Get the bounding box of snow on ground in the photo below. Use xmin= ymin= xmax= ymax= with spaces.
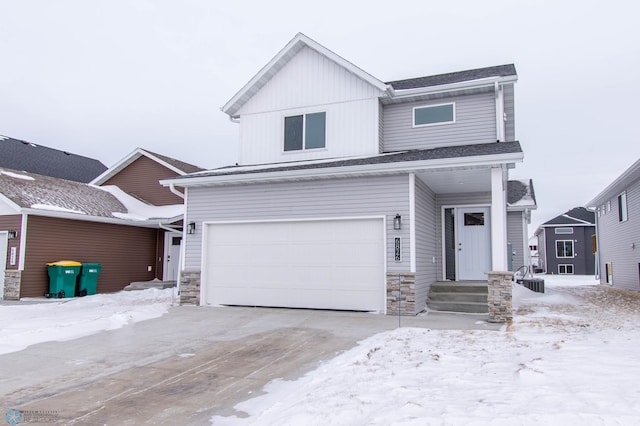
xmin=0 ymin=288 xmax=173 ymax=355
xmin=212 ymin=276 xmax=640 ymax=426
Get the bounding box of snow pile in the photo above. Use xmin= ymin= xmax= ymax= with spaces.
xmin=97 ymin=185 xmax=183 ymax=220
xmin=1 ymin=170 xmax=35 ymax=180
xmin=212 ymin=276 xmax=640 ymax=425
xmin=0 ymin=288 xmax=173 ymax=355
xmin=30 ymin=203 xmax=87 ymax=214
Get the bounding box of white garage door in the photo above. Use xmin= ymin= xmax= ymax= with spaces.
xmin=203 ymin=218 xmax=385 ymax=312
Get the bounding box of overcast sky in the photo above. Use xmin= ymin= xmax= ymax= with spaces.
xmin=1 ymin=0 xmax=638 ymax=232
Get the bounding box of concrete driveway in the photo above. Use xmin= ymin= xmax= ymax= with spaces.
xmin=0 ymin=305 xmax=500 ymax=425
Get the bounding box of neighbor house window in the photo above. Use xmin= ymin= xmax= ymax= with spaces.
xmin=556 ymin=240 xmax=574 ymax=258
xmin=413 ymin=103 xmax=455 ymax=127
xmin=558 ymin=264 xmax=574 ymax=274
xmin=555 ymin=227 xmax=574 ymax=235
xmin=618 ymin=192 xmax=628 ymax=222
xmin=284 ymin=112 xmax=326 ymax=151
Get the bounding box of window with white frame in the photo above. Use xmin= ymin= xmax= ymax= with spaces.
xmin=618 ymin=192 xmax=628 ymax=222
xmin=413 ymin=103 xmax=455 ymax=127
xmin=607 ymin=201 xmax=611 ymax=212
xmin=558 ymin=264 xmax=574 ymax=274
xmin=555 ymin=227 xmax=574 ymax=235
xmin=556 ymin=240 xmax=574 ymax=258
xmin=284 ymin=112 xmax=326 ymax=151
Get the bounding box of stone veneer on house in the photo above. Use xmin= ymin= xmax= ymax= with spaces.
xmin=179 ymin=270 xmax=201 ymax=305
xmin=487 ymin=271 xmax=513 ymax=322
xmin=3 ymin=270 xmax=21 ymax=300
xmin=386 ymin=272 xmax=416 ymax=315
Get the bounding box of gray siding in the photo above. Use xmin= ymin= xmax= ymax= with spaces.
xmin=596 ymin=178 xmax=640 ymax=290
xmin=185 ymin=175 xmax=411 ymax=272
xmin=378 ymin=101 xmax=384 ymax=154
xmin=414 ymin=177 xmax=437 ymax=312
xmin=435 ymin=192 xmax=492 ymax=280
xmin=382 ymin=92 xmax=496 ymax=152
xmin=507 ymin=211 xmax=525 ymax=271
xmin=504 ymin=83 xmax=516 ymax=141
xmin=537 ymin=230 xmax=547 ymax=272
xmin=543 ymin=225 xmax=596 ymax=275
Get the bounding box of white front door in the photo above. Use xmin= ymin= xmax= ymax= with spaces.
xmin=164 ymin=233 xmax=182 ymax=281
xmin=457 ymin=207 xmax=491 ymax=280
xmin=0 ymin=232 xmax=7 ymax=299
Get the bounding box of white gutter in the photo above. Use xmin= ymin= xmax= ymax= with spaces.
xmin=162 ymin=151 xmax=524 ymax=188
xmin=495 ymin=82 xmax=505 ymax=142
xmin=169 ymin=183 xmax=185 ymax=200
xmin=18 ymin=213 xmax=28 ymax=270
xmin=20 ymin=208 xmax=166 ymax=228
xmin=387 ymin=75 xmax=518 ymax=101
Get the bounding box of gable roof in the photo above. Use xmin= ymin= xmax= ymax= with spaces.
xmin=387 ymin=64 xmax=517 ymax=91
xmin=163 ymin=141 xmax=523 ymax=187
xmin=0 ymin=168 xmax=183 ymax=226
xmin=507 ymin=179 xmax=537 ymax=209
xmin=542 ymin=207 xmax=595 ymax=226
xmin=91 ymin=147 xmax=205 ymax=185
xmin=587 ymin=158 xmax=640 ymax=207
xmin=222 ymin=33 xmax=391 ymax=117
xmin=0 ymin=135 xmax=107 ymax=183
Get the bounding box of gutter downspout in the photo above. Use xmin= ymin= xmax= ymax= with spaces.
xmin=169 ymin=183 xmax=185 ymax=200
xmin=495 ymin=81 xmax=505 ymax=142
xmin=587 ymin=207 xmax=600 ymax=281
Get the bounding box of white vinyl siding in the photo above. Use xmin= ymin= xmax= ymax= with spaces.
xmin=383 ymin=92 xmax=496 ymax=152
xmin=237 ymin=46 xmax=383 ymax=164
xmin=185 ymin=175 xmax=411 ymax=273
xmin=414 ymin=178 xmax=437 ymax=312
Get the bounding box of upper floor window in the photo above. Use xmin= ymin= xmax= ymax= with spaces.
xmin=556 ymin=240 xmax=574 ymax=258
xmin=284 ymin=112 xmax=326 ymax=152
xmin=618 ymin=192 xmax=628 ymax=222
xmin=413 ymin=103 xmax=455 ymax=127
xmin=555 ymin=227 xmax=574 ymax=235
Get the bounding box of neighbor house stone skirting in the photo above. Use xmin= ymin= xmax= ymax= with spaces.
xmin=3 ymin=270 xmax=22 ymax=300
xmin=386 ymin=272 xmax=416 ymax=316
xmin=487 ymin=271 xmax=513 ymax=323
xmin=179 ymin=270 xmax=201 ymax=305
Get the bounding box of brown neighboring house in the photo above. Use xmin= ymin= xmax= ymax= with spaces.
xmin=0 ymin=148 xmax=204 ymax=299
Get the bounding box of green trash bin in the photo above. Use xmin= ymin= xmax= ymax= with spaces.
xmin=46 ymin=260 xmax=82 ymax=298
xmin=77 ymin=263 xmax=102 ymax=296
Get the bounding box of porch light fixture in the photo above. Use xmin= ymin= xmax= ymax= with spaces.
xmin=187 ymin=221 xmax=196 ymax=235
xmin=7 ymin=230 xmax=18 ymax=239
xmin=393 ymin=214 xmax=402 ymax=230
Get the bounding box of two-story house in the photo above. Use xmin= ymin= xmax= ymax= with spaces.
xmin=588 ymin=159 xmax=640 ymax=290
xmin=163 ymin=33 xmax=536 ymax=315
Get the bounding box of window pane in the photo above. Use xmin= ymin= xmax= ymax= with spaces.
xmin=414 ymin=104 xmax=454 ymax=126
xmin=555 ymin=227 xmax=573 ymax=234
xmin=305 ymin=112 xmax=326 ymax=149
xmin=565 ymin=242 xmax=573 ymax=257
xmin=464 ymin=212 xmax=484 ymax=226
xmin=284 ymin=115 xmax=303 ymax=151
xmin=619 ymin=192 xmax=628 ymax=222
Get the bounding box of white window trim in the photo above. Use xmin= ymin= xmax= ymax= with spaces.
xmin=556 ymin=239 xmax=574 ymax=258
xmin=412 ymin=102 xmax=456 ymax=128
xmin=558 ymin=264 xmax=574 ymax=275
xmin=282 ymin=111 xmax=327 ymax=153
xmin=618 ymin=192 xmax=628 ymax=222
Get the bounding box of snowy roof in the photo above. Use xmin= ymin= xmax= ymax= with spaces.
xmin=507 ymin=179 xmax=537 ymax=209
xmin=0 ymin=168 xmax=182 ymax=224
xmin=0 ymin=135 xmax=107 ymax=183
xmin=542 ymin=207 xmax=595 ymax=226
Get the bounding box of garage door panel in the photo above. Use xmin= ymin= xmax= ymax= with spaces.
xmin=204 ymin=219 xmax=384 ymax=312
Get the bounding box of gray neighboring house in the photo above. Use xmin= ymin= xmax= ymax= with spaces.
xmin=0 ymin=135 xmax=107 ymax=183
xmin=588 ymin=159 xmax=640 ymax=290
xmin=163 ymin=33 xmax=537 ymax=315
xmin=535 ymin=207 xmax=596 ymax=275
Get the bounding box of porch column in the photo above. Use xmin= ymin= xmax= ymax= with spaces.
xmin=490 ymin=167 xmax=508 ymax=271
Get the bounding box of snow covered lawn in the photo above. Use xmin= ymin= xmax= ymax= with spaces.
xmin=0 ymin=288 xmax=173 ymax=355
xmin=212 ymin=276 xmax=640 ymax=425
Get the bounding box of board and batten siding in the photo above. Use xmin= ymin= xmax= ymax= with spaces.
xmin=185 ymin=175 xmax=411 ymax=272
xmin=507 ymin=211 xmax=525 ymax=271
xmin=0 ymin=215 xmax=22 ymax=270
xmin=102 ymin=156 xmax=184 ymax=206
xmin=237 ymin=46 xmax=383 ymax=165
xmin=597 ymin=177 xmax=640 ymax=290
xmin=435 ymin=192 xmax=492 ymax=280
xmin=503 ymin=83 xmax=516 ymax=141
xmin=21 ymin=216 xmax=163 ymax=297
xmin=414 ymin=177 xmax=437 ymax=311
xmin=382 ymin=92 xmax=497 ymax=152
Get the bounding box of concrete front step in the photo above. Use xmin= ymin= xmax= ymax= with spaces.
xmin=427 ymin=281 xmax=488 ymax=313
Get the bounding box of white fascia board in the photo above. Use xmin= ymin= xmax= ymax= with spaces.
xmin=139 ymin=150 xmax=188 ymax=176
xmin=163 ymin=151 xmax=524 ymax=188
xmin=222 ymin=33 xmax=390 ymax=117
xmin=21 ymin=208 xmax=165 ymax=228
xmin=507 ymin=204 xmax=537 ymax=212
xmin=540 ymin=223 xmax=594 ymax=228
xmin=388 ymin=75 xmax=518 ymax=101
xmin=587 ymin=158 xmax=640 ymax=207
xmin=0 ymin=193 xmax=22 ymax=212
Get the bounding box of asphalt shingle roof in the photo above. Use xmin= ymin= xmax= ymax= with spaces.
xmin=386 ymin=64 xmax=517 ymax=91
xmin=0 ymin=135 xmax=107 ymax=183
xmin=543 ymin=207 xmax=595 ymax=226
xmin=507 ymin=179 xmax=537 ymax=206
xmin=143 ymin=149 xmax=205 ymax=174
xmin=185 ymin=141 xmax=522 ymax=179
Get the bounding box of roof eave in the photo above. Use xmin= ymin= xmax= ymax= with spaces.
xmin=21 ymin=208 xmax=169 ymax=228
xmin=90 ymin=148 xmax=187 ymax=186
xmin=387 ymin=75 xmax=518 ymax=101
xmin=162 ymin=151 xmax=524 ymax=188
xmin=587 ymin=158 xmax=640 ymax=207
